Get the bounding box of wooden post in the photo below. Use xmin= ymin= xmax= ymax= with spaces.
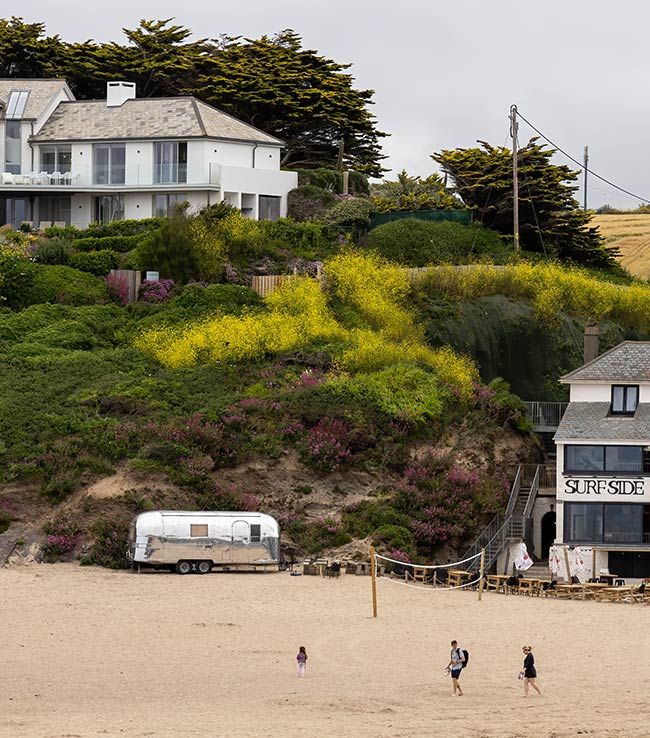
xmin=370 ymin=545 xmax=378 ymax=618
xmin=478 ymin=548 xmax=486 ymax=601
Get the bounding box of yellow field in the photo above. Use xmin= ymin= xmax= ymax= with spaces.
xmin=593 ymin=213 xmax=650 ymax=279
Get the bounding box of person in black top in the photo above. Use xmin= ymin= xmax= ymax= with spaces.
xmin=521 ymin=645 xmax=541 ymax=696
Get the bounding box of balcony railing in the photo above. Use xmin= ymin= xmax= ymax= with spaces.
xmin=524 ymin=401 xmax=568 ymax=431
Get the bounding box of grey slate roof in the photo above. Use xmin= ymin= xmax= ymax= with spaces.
xmin=32 ymin=97 xmax=283 ymax=145
xmin=554 ymin=402 xmax=650 ymax=441
xmin=0 ymin=79 xmax=69 ymax=120
xmin=561 ymin=342 xmax=650 ymax=383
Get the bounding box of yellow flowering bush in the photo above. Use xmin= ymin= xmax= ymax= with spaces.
xmin=422 ymin=263 xmax=650 ymax=330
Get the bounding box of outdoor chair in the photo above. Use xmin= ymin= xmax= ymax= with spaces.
xmin=47 ymin=171 xmax=63 ymax=185
xmin=38 ymin=221 xmax=52 ymax=230
xmin=614 ymin=579 xmax=625 ymax=586
xmin=0 ymin=172 xmax=14 ymax=184
xmin=325 ymin=562 xmax=341 ymax=578
xmin=53 ymin=221 xmax=67 ymax=228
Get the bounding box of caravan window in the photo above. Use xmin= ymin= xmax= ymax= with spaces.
xmin=190 ymin=524 xmax=208 ymax=537
xmin=250 ymin=524 xmax=261 ymax=543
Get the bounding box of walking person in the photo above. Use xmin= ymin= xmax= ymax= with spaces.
xmin=296 ymin=646 xmax=308 ymax=677
xmin=447 ymin=640 xmax=465 ymax=696
xmin=521 ymin=645 xmax=541 ymax=696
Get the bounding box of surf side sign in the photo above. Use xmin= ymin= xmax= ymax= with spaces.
xmin=558 ymin=477 xmax=648 ymax=501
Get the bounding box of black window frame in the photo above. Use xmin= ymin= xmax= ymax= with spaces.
xmin=564 ymin=501 xmax=644 ymax=544
xmin=250 ymin=524 xmax=261 ymax=543
xmin=564 ymin=444 xmax=644 ymax=475
xmin=611 ymin=384 xmax=639 ymax=416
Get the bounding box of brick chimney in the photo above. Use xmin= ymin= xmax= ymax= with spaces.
xmin=106 ymin=81 xmax=136 ymax=107
xmin=584 ymin=325 xmax=599 ymax=365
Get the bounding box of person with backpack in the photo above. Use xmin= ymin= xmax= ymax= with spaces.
xmin=446 ymin=640 xmax=467 ymax=696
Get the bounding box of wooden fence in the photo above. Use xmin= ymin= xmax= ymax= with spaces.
xmin=108 ymin=269 xmax=141 ymax=304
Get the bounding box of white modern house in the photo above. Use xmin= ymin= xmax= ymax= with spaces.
xmin=0 ymin=79 xmax=297 ymax=229
xmin=553 ymin=341 xmax=650 ymax=580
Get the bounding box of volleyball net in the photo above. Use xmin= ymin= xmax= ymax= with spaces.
xmin=373 ymin=550 xmax=484 ymax=591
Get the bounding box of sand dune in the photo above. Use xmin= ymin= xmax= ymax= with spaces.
xmin=1 ymin=564 xmax=648 ymax=738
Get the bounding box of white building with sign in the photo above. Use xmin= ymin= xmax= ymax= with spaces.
xmin=554 ymin=341 xmax=650 ymax=580
xmin=0 ymin=79 xmax=297 ymax=228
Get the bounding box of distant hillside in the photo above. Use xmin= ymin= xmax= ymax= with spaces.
xmin=593 ymin=213 xmax=650 ymax=280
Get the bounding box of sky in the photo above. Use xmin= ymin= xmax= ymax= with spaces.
xmin=13 ymin=0 xmax=650 ymax=208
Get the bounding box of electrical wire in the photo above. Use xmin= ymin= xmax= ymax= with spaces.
xmin=515 ymin=109 xmax=650 ymax=205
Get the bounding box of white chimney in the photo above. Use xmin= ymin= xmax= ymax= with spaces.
xmin=106 ymin=81 xmax=136 ymax=107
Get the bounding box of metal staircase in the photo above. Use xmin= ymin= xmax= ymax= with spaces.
xmin=463 ymin=464 xmax=542 ymax=574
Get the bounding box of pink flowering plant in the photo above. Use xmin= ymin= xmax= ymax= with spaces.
xmin=298 ymin=417 xmax=351 ymax=473
xmin=105 ymin=273 xmax=129 ymax=305
xmin=42 ymin=517 xmax=82 ymax=562
xmin=139 ymin=278 xmax=175 ymax=302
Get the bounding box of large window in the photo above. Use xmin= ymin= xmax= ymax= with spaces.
xmin=565 ymin=502 xmax=644 ymax=544
xmin=612 ymin=385 xmax=638 ymax=415
xmin=94 ymin=144 xmax=125 ymax=184
xmin=94 ymin=195 xmax=125 ymax=224
xmin=565 ymin=445 xmax=643 ymax=474
xmin=39 ymin=196 xmax=71 ymax=225
xmin=4 ymin=121 xmax=21 ymax=174
xmin=153 ymin=142 xmax=187 ymax=184
xmin=6 ymin=91 xmax=29 ymax=119
xmin=41 ymin=146 xmax=72 ymax=174
xmin=259 ymin=195 xmax=281 ymax=221
xmin=153 ymin=193 xmax=187 ymax=218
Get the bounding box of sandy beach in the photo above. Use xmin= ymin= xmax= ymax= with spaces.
xmin=1 ymin=565 xmax=648 ymax=738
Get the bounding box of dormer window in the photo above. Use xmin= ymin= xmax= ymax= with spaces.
xmin=611 ymin=385 xmax=638 ymax=415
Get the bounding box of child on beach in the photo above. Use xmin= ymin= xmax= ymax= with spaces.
xmin=296 ymin=646 xmax=308 ymax=677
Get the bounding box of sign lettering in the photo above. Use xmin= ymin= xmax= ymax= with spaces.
xmin=560 ymin=477 xmax=646 ymax=500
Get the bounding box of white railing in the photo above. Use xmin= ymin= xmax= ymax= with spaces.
xmin=524 ymin=401 xmax=568 ymax=430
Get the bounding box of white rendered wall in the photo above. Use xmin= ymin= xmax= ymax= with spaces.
xmin=255 ymin=146 xmax=281 ymax=170
xmin=124 ymin=192 xmax=153 ymax=220
xmin=70 ymin=194 xmax=92 ymax=228
xmin=569 ymin=382 xmax=650 ymax=402
xmin=125 ymin=142 xmax=153 ymax=187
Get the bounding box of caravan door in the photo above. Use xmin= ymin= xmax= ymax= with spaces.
xmin=231 ymin=520 xmax=251 ymax=563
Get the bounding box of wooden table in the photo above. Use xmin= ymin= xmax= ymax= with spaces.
xmin=554 ymin=584 xmax=588 ymax=599
xmin=447 ymin=570 xmax=472 ymax=587
xmin=486 ymin=574 xmax=509 ymax=592
xmin=594 ymin=586 xmax=633 ymax=603
xmin=518 ymin=578 xmax=543 ymax=596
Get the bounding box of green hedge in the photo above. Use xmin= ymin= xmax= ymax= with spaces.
xmin=73 ymin=233 xmax=144 ymax=253
xmin=69 ymin=250 xmax=119 ymax=276
xmin=365 ymin=218 xmax=511 ymax=266
xmin=24 ymin=264 xmax=109 ymax=306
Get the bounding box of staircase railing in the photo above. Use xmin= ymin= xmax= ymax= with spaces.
xmin=465 ymin=514 xmax=525 ymax=573
xmin=504 ymin=465 xmax=522 ymax=517
xmin=522 ymin=465 xmax=540 ymax=519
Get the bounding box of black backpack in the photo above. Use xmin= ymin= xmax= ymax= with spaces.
xmin=461 ymin=649 xmax=469 ymax=668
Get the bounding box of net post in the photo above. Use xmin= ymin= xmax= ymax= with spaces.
xmin=478 ymin=548 xmax=486 ymax=602
xmin=370 ymin=545 xmax=378 ymax=618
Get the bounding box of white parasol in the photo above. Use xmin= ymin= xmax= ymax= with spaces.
xmin=570 ymin=548 xmax=585 ymax=577
xmin=548 ymin=546 xmax=561 ymax=576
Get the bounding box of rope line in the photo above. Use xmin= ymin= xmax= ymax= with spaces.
xmin=377 ymin=573 xmax=483 ymax=591
xmin=374 ymin=550 xmax=481 ymax=569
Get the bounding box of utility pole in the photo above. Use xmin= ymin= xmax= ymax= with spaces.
xmin=510 ymin=104 xmax=520 ymax=252
xmin=583 ymin=146 xmax=589 ymax=211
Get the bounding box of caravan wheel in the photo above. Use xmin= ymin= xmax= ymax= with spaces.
xmin=176 ymin=560 xmax=192 ymax=575
xmin=197 ymin=561 xmax=213 ymax=575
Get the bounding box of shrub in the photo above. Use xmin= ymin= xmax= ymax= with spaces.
xmin=69 ymin=249 xmax=119 ymax=276
xmin=73 ymin=233 xmax=145 ymax=253
xmin=324 ymin=197 xmax=372 ymax=230
xmin=190 ymin=219 xmax=228 ymax=281
xmin=41 ymin=517 xmax=82 ymax=561
xmin=76 ymin=218 xmax=165 ymax=239
xmin=81 ymin=519 xmax=129 ymax=568
xmin=173 ymin=283 xmax=262 ymax=311
xmin=32 ymin=238 xmax=71 ymax=265
xmin=0 ymin=251 xmax=34 ymax=309
xmin=365 ymin=219 xmax=509 ymax=266
xmin=287 ymin=185 xmax=335 ymax=221
xmin=0 ymin=508 xmax=12 ymax=534
xmin=342 ymin=500 xmax=410 ymax=538
xmin=297 ymin=168 xmax=342 ymax=192
xmin=24 ymin=264 xmax=109 ymax=306
xmin=135 ymin=213 xmax=198 ymax=283
xmin=105 ymin=273 xmax=129 ymax=305
xmin=260 ymin=218 xmax=339 ymax=259
xmin=43 ymin=225 xmax=78 ymax=240
xmin=139 ymin=279 xmax=175 ymax=302
xmin=371 ymin=524 xmax=415 ymax=555
xmin=297 ymin=417 xmax=351 ymax=472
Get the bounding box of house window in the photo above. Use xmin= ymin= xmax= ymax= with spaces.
xmin=94 ymin=144 xmax=126 ymax=185
xmin=39 ymin=196 xmax=71 ymax=225
xmin=6 ymin=91 xmax=29 ymax=119
xmin=258 ymin=195 xmax=281 ymax=221
xmin=153 ymin=142 xmax=187 ymax=184
xmin=565 ymin=445 xmax=643 ymax=474
xmin=190 ymin=524 xmax=208 ymax=537
xmin=611 ymin=385 xmax=638 ymax=415
xmin=5 ymin=121 xmax=21 ymax=174
xmin=565 ymin=502 xmax=644 ymax=544
xmin=41 ymin=146 xmax=72 ymax=174
xmin=250 ymin=524 xmax=261 ymax=543
xmin=152 ymin=193 xmax=187 ymax=218
xmin=94 ymin=195 xmax=125 ymax=225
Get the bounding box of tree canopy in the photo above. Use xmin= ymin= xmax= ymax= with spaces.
xmin=370 ymin=170 xmax=461 ymax=212
xmin=0 ymin=17 xmax=386 ymax=176
xmin=432 ymin=140 xmax=617 ymax=268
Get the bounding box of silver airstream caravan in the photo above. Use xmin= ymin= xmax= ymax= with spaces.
xmin=127 ymin=511 xmax=280 ymax=574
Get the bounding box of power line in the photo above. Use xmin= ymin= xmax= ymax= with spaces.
xmin=515 ymin=109 xmax=650 ymax=205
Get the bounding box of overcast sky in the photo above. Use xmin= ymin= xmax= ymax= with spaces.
xmin=14 ymin=0 xmax=650 ymax=207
